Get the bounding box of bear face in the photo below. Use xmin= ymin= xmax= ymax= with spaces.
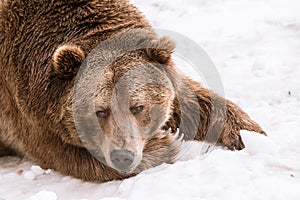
xmin=52 ymin=33 xmax=180 ymax=174
xmin=92 ymin=67 xmax=175 ymax=173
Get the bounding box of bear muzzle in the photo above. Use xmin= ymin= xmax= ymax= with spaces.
xmin=110 ymin=149 xmax=135 ymax=173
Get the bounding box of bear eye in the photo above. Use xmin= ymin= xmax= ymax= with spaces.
xmin=96 ymin=109 xmax=110 ymax=118
xmin=130 ymin=106 xmax=144 ymax=115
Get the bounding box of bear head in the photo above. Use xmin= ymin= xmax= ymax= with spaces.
xmin=51 ymin=30 xmax=183 ymax=174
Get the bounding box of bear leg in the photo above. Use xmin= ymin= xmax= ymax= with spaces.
xmin=185 ymin=78 xmax=266 ymax=150
xmin=218 ymin=99 xmax=266 ymax=150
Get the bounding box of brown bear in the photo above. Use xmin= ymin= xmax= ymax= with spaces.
xmin=0 ymin=0 xmax=266 ymax=182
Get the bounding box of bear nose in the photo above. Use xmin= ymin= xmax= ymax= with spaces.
xmin=110 ymin=149 xmax=134 ymax=172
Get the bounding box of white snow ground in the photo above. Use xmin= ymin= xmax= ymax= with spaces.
xmin=1 ymin=0 xmax=300 ymax=199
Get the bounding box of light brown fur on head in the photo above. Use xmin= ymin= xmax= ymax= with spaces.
xmin=0 ymin=0 xmax=266 ymax=182
xmin=69 ymin=43 xmax=178 ymax=173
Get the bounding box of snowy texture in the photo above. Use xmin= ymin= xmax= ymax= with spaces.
xmin=1 ymin=0 xmax=300 ymax=199
xmin=29 ymin=190 xmax=57 ymax=200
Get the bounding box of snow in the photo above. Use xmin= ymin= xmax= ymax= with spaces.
xmin=240 ymin=131 xmax=279 ymax=155
xmin=23 ymin=171 xmax=36 ymax=181
xmin=23 ymin=166 xmax=51 ymax=181
xmin=1 ymin=0 xmax=300 ymax=199
xmin=30 ymin=166 xmax=46 ymax=176
xmin=29 ymin=190 xmax=57 ymax=200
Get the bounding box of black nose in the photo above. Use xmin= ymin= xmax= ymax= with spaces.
xmin=110 ymin=149 xmax=134 ymax=171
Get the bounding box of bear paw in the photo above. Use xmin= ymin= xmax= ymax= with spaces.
xmin=220 ymin=130 xmax=245 ymax=151
xmin=134 ymin=129 xmax=184 ymax=173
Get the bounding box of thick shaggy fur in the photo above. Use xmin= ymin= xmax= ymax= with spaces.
xmin=0 ymin=0 xmax=266 ymax=182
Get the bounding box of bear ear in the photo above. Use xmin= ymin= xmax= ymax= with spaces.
xmin=52 ymin=44 xmax=85 ymax=79
xmin=146 ymin=37 xmax=176 ymax=64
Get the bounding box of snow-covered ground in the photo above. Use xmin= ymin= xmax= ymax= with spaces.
xmin=1 ymin=0 xmax=300 ymax=199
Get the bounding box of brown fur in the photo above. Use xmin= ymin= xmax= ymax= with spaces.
xmin=0 ymin=0 xmax=266 ymax=182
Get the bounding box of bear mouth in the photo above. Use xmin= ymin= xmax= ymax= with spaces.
xmin=86 ymin=128 xmax=183 ymax=175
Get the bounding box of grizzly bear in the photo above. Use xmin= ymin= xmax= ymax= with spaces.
xmin=0 ymin=0 xmax=266 ymax=182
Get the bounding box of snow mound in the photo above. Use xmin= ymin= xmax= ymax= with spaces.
xmin=23 ymin=165 xmax=52 ymax=180
xmin=28 ymin=190 xmax=57 ymax=200
xmin=241 ymin=130 xmax=279 ymax=155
